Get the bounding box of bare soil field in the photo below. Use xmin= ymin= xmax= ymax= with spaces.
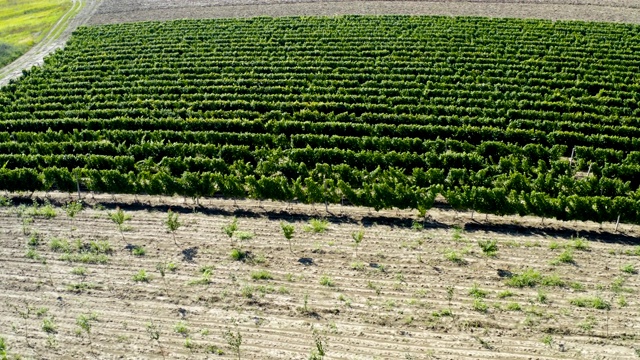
xmin=1 ymin=192 xmax=639 ymax=359
xmin=87 ymin=0 xmax=640 ymax=25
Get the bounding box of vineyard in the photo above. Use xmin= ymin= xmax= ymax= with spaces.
xmin=1 ymin=16 xmax=640 ymax=224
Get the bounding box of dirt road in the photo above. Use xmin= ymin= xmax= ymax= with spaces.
xmin=87 ymin=0 xmax=640 ymax=25
xmin=0 ymin=0 xmax=102 ymax=87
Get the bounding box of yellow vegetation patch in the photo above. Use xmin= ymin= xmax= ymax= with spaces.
xmin=0 ymin=0 xmax=71 ymax=66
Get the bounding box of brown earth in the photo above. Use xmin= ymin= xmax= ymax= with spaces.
xmin=87 ymin=0 xmax=640 ymax=25
xmin=0 ymin=192 xmax=639 ymax=359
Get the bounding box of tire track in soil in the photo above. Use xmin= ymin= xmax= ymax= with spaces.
xmin=0 ymin=192 xmax=638 ymax=359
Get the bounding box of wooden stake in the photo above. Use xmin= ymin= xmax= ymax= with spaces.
xmin=75 ymin=174 xmax=81 ymax=200
xmin=569 ymin=147 xmax=575 ymax=167
xmin=615 ymin=215 xmax=620 ymax=232
xmin=586 ymin=163 xmax=592 ymax=177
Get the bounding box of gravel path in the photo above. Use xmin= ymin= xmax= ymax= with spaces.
xmin=0 ymin=0 xmax=102 ymax=87
xmin=87 ymin=0 xmax=640 ymax=25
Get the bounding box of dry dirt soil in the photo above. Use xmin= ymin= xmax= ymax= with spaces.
xmin=87 ymin=0 xmax=640 ymax=25
xmin=1 ymin=192 xmax=639 ymax=359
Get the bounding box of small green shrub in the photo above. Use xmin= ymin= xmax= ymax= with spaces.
xmin=251 ymin=270 xmax=273 ymax=281
xmin=497 ymin=290 xmax=514 ymax=298
xmin=570 ymin=237 xmax=590 ymax=251
xmin=468 ymin=283 xmax=488 ymax=298
xmin=304 ymin=219 xmax=329 ymax=233
xmin=89 ymin=241 xmax=112 ymax=254
xmin=477 ymin=239 xmax=498 ymax=256
xmin=444 ymin=249 xmax=465 ymax=264
xmin=71 ymin=267 xmax=87 ymax=276
xmin=472 ymin=299 xmax=488 ymax=313
xmin=569 ymin=282 xmax=585 ymax=291
xmin=431 ymin=308 xmax=453 ymax=317
xmin=540 ymin=273 xmax=565 ymax=287
xmin=42 ymin=317 xmax=57 ymax=333
xmin=552 ymin=249 xmax=574 ymax=265
xmin=60 ymin=253 xmax=108 ymax=264
xmin=132 ymin=246 xmax=146 ymax=256
xmin=50 ymin=238 xmax=71 ymax=253
xmin=66 ymin=282 xmax=97 ymax=293
xmin=174 ymin=321 xmax=189 ymax=336
xmin=236 ymin=231 xmax=253 ymax=241
xmin=621 ymin=264 xmax=637 ymax=274
xmin=230 ymin=249 xmax=246 ymax=261
xmin=222 ymin=217 xmax=238 ymax=238
xmin=25 ymin=248 xmax=40 ymax=260
xmin=319 ymin=275 xmax=334 ymax=287
xmin=506 ymin=302 xmax=521 ymax=311
xmin=570 ymin=296 xmax=610 ymax=310
xmin=133 ymin=270 xmax=150 ymax=283
xmin=505 ymin=268 xmax=541 ymax=287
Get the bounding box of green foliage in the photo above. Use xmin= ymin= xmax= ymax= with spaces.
xmin=468 ymin=283 xmax=488 ymax=298
xmin=621 ymin=264 xmax=637 ymax=274
xmin=65 ymin=282 xmax=97 ymax=293
xmin=49 ymin=238 xmax=70 ymax=253
xmin=65 ymin=201 xmax=83 ymax=218
xmin=281 ymin=222 xmax=295 ymax=239
xmin=230 ymin=249 xmax=246 ymax=261
xmin=472 ymin=299 xmax=488 ymax=313
xmin=188 ymin=266 xmax=213 ymax=285
xmin=309 ymin=328 xmax=327 ymax=360
xmin=131 ymin=245 xmax=146 ymax=256
xmin=236 ymin=231 xmax=253 ymax=241
xmin=146 ymin=321 xmax=160 ymax=341
xmin=222 ymin=217 xmax=238 ymax=238
xmin=0 ymin=336 xmax=6 ymax=360
xmin=570 ymin=296 xmax=611 ymax=310
xmin=251 ymin=270 xmax=273 ymax=281
xmin=304 ymin=219 xmax=329 ymax=233
xmin=2 ymin=17 xmax=640 ymax=227
xmin=223 ymin=328 xmax=242 ymax=360
xmin=60 ymin=253 xmax=108 ymax=264
xmin=319 ymin=275 xmax=334 ymax=287
xmin=0 ymin=196 xmax=12 ymax=207
xmin=506 ymin=302 xmax=521 ymax=311
xmin=165 ymin=209 xmax=182 ymax=246
xmin=497 ymin=290 xmax=514 ymax=298
xmin=505 ymin=268 xmax=541 ymax=287
xmin=109 ymin=207 xmax=132 ymax=242
xmin=174 ymin=321 xmax=189 ymax=336
xmin=477 ymin=239 xmax=498 ymax=256
xmin=165 ymin=209 xmax=181 ymax=232
xmin=444 ymin=249 xmax=465 ymax=264
xmin=71 ymin=267 xmax=87 ymax=276
xmin=76 ymin=313 xmax=98 ymax=342
xmin=25 ymin=248 xmax=40 ymax=260
xmin=280 ymin=222 xmax=295 ymax=253
xmin=132 ymin=269 xmax=150 ymax=282
xmin=540 ymin=273 xmax=565 ymax=287
xmin=42 ymin=317 xmax=57 ymax=333
xmin=569 ymin=237 xmax=590 ymax=251
xmin=551 ymin=249 xmax=575 ymax=265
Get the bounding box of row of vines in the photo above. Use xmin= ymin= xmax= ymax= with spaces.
xmin=1 ymin=16 xmax=640 ymax=223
